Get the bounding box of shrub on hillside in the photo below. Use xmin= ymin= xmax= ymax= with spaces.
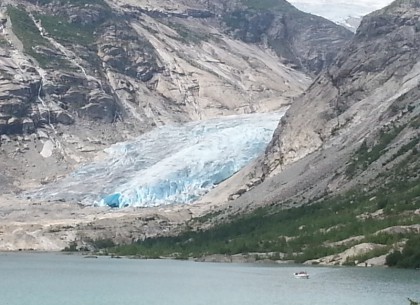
xmin=386 ymin=235 xmax=420 ymax=268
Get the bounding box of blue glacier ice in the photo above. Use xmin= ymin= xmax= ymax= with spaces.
xmin=27 ymin=112 xmax=284 ymax=208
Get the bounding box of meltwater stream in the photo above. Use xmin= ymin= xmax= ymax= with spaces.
xmin=28 ymin=112 xmax=284 ymax=207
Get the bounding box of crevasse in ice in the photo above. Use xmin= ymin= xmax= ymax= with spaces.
xmin=27 ymin=112 xmax=284 ymax=208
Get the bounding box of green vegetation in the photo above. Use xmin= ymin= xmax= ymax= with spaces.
xmin=34 ymin=0 xmax=112 ymax=46
xmin=386 ymin=235 xmax=420 ymax=268
xmin=106 ymin=159 xmax=420 ymax=262
xmin=222 ymin=11 xmax=249 ymax=32
xmin=0 ymin=36 xmax=11 ymax=47
xmin=36 ymin=14 xmax=95 ymax=46
xmin=87 ymin=116 xmax=419 ymax=267
xmin=62 ymin=238 xmax=116 ymax=252
xmin=63 ymin=241 xmax=78 ymax=252
xmin=345 ymin=124 xmax=405 ymax=178
xmin=90 ymin=238 xmax=116 ymax=250
xmin=7 ymin=5 xmax=74 ymax=68
xmin=240 ymin=0 xmax=293 ymax=11
xmin=165 ymin=22 xmax=213 ymax=45
xmin=7 ymin=3 xmax=111 ymax=69
xmin=7 ymin=5 xmax=57 ymax=68
xmin=0 ymin=35 xmax=10 ymax=47
xmin=347 ymin=113 xmax=420 ymax=179
xmin=410 ymin=116 xmax=420 ymax=129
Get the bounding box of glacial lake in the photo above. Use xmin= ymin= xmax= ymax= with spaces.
xmin=0 ymin=253 xmax=419 ymax=305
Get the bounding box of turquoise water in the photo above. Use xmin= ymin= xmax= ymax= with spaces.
xmin=0 ymin=253 xmax=419 ymax=305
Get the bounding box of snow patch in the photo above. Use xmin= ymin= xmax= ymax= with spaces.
xmin=289 ymin=0 xmax=394 ymax=31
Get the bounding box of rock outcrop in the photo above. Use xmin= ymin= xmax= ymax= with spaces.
xmin=200 ymin=0 xmax=420 ymax=208
xmin=0 ymin=50 xmax=41 ymax=134
xmin=220 ymin=0 xmax=353 ymax=75
xmin=1 ymin=0 xmax=418 ymax=255
xmin=0 ymin=0 xmax=352 ymax=194
xmin=258 ymin=0 xmax=420 ymax=179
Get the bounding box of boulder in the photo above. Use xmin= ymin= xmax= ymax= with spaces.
xmin=6 ymin=117 xmax=22 ymax=134
xmin=75 ymin=90 xmax=117 ymax=123
xmin=56 ymin=111 xmax=74 ymax=125
xmin=0 ymin=118 xmax=7 ymax=134
xmin=22 ymin=118 xmax=35 ymax=134
xmin=79 ymin=102 xmax=115 ymax=123
xmin=61 ymin=88 xmax=87 ymax=108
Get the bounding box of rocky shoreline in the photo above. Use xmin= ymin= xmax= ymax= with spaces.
xmin=0 ymin=194 xmax=187 ymax=251
xmin=2 ymin=193 xmax=417 ymax=267
xmin=0 ymin=250 xmax=389 ymax=268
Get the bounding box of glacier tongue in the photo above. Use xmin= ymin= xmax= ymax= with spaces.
xmin=28 ymin=112 xmax=284 ymax=208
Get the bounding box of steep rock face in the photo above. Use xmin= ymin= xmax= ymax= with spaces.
xmin=0 ymin=0 xmax=354 ymax=193
xmin=0 ymin=0 xmax=353 ymax=138
xmin=0 ymin=3 xmax=120 ymax=135
xmin=221 ymin=3 xmax=353 ymax=75
xmin=200 ymin=0 xmax=420 ymax=206
xmin=277 ymin=11 xmax=353 ymax=75
xmin=257 ymin=0 xmax=420 ymax=179
xmin=0 ymin=50 xmax=41 ymax=134
xmin=0 ymin=0 xmax=361 ymax=216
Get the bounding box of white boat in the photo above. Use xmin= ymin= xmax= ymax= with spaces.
xmin=293 ymin=271 xmax=309 ymax=279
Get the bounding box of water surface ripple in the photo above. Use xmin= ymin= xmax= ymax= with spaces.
xmin=0 ymin=253 xmax=419 ymax=305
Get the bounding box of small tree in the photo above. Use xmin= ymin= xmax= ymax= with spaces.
xmin=63 ymin=241 xmax=78 ymax=252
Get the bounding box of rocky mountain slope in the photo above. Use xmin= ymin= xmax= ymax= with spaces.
xmin=0 ymin=0 xmax=351 ymax=194
xmin=0 ymin=0 xmax=352 ymax=250
xmin=262 ymin=0 xmax=420 ymax=182
xmin=64 ymin=0 xmax=420 ymax=267
xmin=1 ymin=0 xmax=418 ymax=264
xmin=289 ymin=0 xmax=394 ymax=31
xmin=125 ymin=0 xmax=419 ymax=266
xmin=203 ymin=0 xmax=420 ymax=230
xmin=0 ymin=0 xmax=418 ymax=264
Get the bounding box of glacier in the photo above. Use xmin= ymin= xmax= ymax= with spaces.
xmin=27 ymin=112 xmax=284 ymax=208
xmin=289 ymin=0 xmax=393 ymax=31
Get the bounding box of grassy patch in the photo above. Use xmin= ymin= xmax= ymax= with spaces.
xmin=63 ymin=241 xmax=78 ymax=252
xmin=8 ymin=6 xmax=51 ymax=66
xmin=410 ymin=116 xmax=420 ymax=129
xmin=386 ymin=235 xmax=420 ymax=268
xmin=194 ymin=209 xmax=223 ymax=224
xmin=34 ymin=0 xmax=113 ymax=46
xmin=345 ymin=124 xmax=405 ymax=178
xmin=36 ymin=14 xmax=95 ymax=46
xmin=240 ymin=0 xmax=293 ymax=10
xmin=165 ymin=22 xmax=212 ymax=45
xmin=222 ymin=11 xmax=249 ymax=31
xmin=90 ymin=238 xmax=116 ymax=250
xmin=0 ymin=36 xmax=11 ymax=47
xmin=7 ymin=6 xmax=68 ymax=68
